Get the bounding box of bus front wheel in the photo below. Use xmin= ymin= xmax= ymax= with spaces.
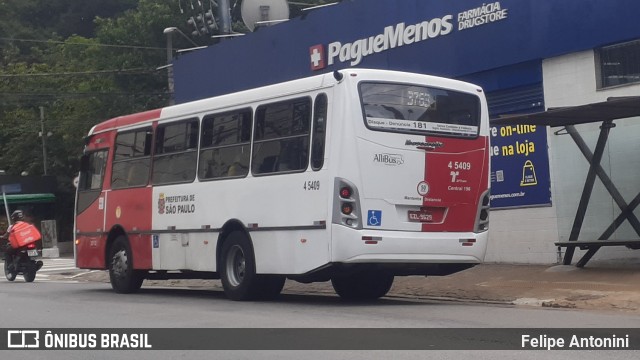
xmin=331 ymin=271 xmax=394 ymax=301
xmin=108 ymin=236 xmax=144 ymax=294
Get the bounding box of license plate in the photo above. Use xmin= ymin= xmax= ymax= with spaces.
xmin=408 ymin=210 xmax=433 ymax=222
xmin=408 ymin=207 xmax=446 ymax=223
xmin=27 ymin=249 xmax=39 ymax=257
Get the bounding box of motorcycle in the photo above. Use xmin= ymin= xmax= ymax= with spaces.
xmin=4 ymin=242 xmax=43 ymax=282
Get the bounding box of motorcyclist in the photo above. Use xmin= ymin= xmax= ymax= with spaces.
xmin=1 ymin=210 xmax=42 ymax=271
xmin=1 ymin=210 xmax=25 ymax=257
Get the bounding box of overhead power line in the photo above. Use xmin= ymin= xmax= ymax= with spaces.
xmin=0 ymin=67 xmax=159 ymax=78
xmin=0 ymin=91 xmax=167 ymax=97
xmin=0 ymin=37 xmax=167 ymax=51
xmin=0 ymin=91 xmax=169 ymax=103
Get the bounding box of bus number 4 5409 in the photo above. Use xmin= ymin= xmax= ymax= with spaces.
xmin=303 ymin=180 xmax=320 ymax=191
xmin=448 ymin=161 xmax=471 ymax=170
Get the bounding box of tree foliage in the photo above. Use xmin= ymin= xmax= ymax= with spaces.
xmin=0 ymin=0 xmax=178 ymax=178
xmin=0 ymin=0 xmax=331 ymax=242
xmin=0 ymin=0 xmax=331 ymax=178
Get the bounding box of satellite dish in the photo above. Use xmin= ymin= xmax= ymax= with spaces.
xmin=241 ymin=0 xmax=290 ymax=32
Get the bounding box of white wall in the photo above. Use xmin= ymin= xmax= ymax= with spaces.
xmin=485 ymin=206 xmax=561 ymax=264
xmin=486 ymin=50 xmax=640 ymax=265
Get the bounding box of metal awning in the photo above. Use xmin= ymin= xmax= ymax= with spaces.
xmin=490 ymin=96 xmax=640 ymax=127
xmin=1 ymin=193 xmax=56 ymax=205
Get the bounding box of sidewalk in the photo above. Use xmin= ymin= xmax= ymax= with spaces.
xmin=68 ymin=262 xmax=640 ymax=313
xmin=385 ymin=263 xmax=640 ymax=312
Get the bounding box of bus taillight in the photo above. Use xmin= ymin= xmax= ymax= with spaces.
xmin=341 ymin=203 xmax=353 ymax=215
xmin=333 ymin=178 xmax=362 ymax=229
xmin=340 ymin=186 xmax=352 ymax=199
xmin=474 ymin=190 xmax=490 ymax=233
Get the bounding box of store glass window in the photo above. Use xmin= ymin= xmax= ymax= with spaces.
xmin=597 ymin=39 xmax=640 ymax=89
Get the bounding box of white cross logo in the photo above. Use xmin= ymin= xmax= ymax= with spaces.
xmin=310 ymin=48 xmax=322 ymax=67
xmin=309 ymin=45 xmax=325 ymax=70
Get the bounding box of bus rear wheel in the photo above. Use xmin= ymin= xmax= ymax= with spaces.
xmin=109 ymin=236 xmax=144 ymax=294
xmin=220 ymin=231 xmax=260 ymax=300
xmin=220 ymin=231 xmax=284 ymax=301
xmin=257 ymin=275 xmax=286 ymax=300
xmin=331 ymin=271 xmax=394 ymax=301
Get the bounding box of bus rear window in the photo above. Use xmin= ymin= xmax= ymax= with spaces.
xmin=360 ymin=82 xmax=480 ymax=137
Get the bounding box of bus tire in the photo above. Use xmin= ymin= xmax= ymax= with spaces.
xmin=331 ymin=271 xmax=394 ymax=301
xmin=256 ymin=275 xmax=286 ymax=300
xmin=220 ymin=231 xmax=261 ymax=301
xmin=108 ymin=236 xmax=144 ymax=294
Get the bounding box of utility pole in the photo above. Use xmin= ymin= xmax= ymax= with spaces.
xmin=39 ymin=106 xmax=48 ymax=175
xmin=164 ymin=27 xmax=200 ymax=105
xmin=218 ymin=0 xmax=232 ymax=35
xmin=165 ymin=30 xmax=175 ymax=105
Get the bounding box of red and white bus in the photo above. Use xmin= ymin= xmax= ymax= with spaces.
xmin=75 ymin=69 xmax=490 ymax=301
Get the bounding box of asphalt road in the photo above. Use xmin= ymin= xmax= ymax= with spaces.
xmin=4 ymin=281 xmax=640 ymax=328
xmin=1 ymin=280 xmax=640 ymax=359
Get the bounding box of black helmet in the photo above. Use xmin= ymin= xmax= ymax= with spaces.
xmin=10 ymin=210 xmax=24 ymax=222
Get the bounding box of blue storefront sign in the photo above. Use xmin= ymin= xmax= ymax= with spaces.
xmin=171 ymin=0 xmax=638 ymax=210
xmin=489 ymin=124 xmax=551 ymax=208
xmin=174 ymin=0 xmax=640 ymax=103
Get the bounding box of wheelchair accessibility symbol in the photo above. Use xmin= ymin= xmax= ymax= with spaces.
xmin=153 ymin=234 xmax=159 ymax=248
xmin=367 ymin=210 xmax=382 ymax=226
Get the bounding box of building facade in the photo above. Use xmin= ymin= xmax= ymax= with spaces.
xmin=173 ymin=0 xmax=640 ymax=265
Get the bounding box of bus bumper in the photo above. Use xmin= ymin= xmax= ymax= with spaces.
xmin=331 ymin=224 xmax=488 ymax=267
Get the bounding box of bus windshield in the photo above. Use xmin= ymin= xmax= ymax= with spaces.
xmin=360 ymin=82 xmax=480 ymax=138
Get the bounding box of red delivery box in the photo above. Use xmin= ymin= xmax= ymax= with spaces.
xmin=8 ymin=222 xmax=41 ymax=249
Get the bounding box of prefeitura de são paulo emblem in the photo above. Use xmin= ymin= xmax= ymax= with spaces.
xmin=158 ymin=193 xmax=165 ymax=214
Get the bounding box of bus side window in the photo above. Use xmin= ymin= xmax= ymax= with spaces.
xmin=126 ymin=161 xmax=150 ymax=186
xmin=252 ymin=97 xmax=311 ymax=175
xmin=253 ymin=141 xmax=280 ymax=174
xmin=79 ymin=150 xmax=107 ymax=191
xmin=77 ymin=149 xmax=109 ymax=214
xmin=199 ymin=109 xmax=252 ymax=180
xmin=311 ymin=93 xmax=328 ymax=171
xmin=111 ymin=128 xmax=152 ymax=189
xmin=153 ymin=119 xmax=199 ymax=185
